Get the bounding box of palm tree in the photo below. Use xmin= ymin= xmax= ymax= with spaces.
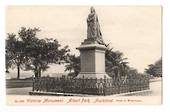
xmin=105 ymin=46 xmax=129 ymax=79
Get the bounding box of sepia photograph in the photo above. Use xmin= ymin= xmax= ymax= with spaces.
xmin=5 ymin=6 xmax=162 ymax=105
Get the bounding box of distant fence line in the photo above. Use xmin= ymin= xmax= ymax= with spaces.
xmin=32 ymin=75 xmax=149 ymax=96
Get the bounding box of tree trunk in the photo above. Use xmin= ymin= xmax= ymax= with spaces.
xmin=17 ymin=65 xmax=20 ymax=79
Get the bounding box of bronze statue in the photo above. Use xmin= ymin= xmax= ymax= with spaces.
xmin=87 ymin=7 xmax=105 ymax=45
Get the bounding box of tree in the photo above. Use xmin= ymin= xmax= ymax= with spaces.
xmin=5 ymin=34 xmax=16 ymax=73
xmin=145 ymin=58 xmax=162 ymax=77
xmin=6 ymin=27 xmax=70 ymax=78
xmin=64 ymin=55 xmax=80 ymax=78
xmin=6 ymin=33 xmax=28 ymax=79
xmin=105 ymin=46 xmax=129 ymax=79
xmin=25 ymin=38 xmax=70 ymax=78
xmin=18 ymin=27 xmax=70 ymax=78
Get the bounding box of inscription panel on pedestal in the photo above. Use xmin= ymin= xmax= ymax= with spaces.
xmin=80 ymin=50 xmax=95 ymax=72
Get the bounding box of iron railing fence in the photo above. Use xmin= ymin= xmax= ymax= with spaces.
xmin=32 ymin=75 xmax=149 ymax=96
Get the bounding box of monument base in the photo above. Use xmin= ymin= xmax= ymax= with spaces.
xmin=76 ymin=72 xmax=111 ymax=79
xmin=76 ymin=43 xmax=111 ymax=79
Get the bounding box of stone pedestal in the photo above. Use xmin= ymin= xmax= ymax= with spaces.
xmin=76 ymin=43 xmax=111 ymax=79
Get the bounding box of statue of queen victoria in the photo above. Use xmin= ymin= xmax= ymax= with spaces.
xmin=84 ymin=7 xmax=105 ymax=45
xmin=76 ymin=7 xmax=111 ymax=79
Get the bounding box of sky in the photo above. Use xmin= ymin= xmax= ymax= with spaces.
xmin=6 ymin=6 xmax=161 ymax=78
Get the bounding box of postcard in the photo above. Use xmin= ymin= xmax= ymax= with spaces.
xmin=5 ymin=6 xmax=162 ymax=105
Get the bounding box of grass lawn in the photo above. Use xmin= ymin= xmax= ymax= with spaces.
xmin=6 ymin=78 xmax=33 ymax=88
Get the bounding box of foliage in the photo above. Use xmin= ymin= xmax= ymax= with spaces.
xmin=6 ymin=27 xmax=70 ymax=78
xmin=23 ymin=37 xmax=70 ymax=78
xmin=105 ymin=46 xmax=129 ymax=78
xmin=145 ymin=58 xmax=162 ymax=77
xmin=64 ymin=55 xmax=80 ymax=78
xmin=6 ymin=33 xmax=29 ymax=78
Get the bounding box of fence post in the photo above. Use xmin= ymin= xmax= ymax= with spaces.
xmin=32 ymin=76 xmax=35 ymax=91
xmin=95 ymin=78 xmax=98 ymax=95
xmin=62 ymin=75 xmax=66 ymax=93
xmin=103 ymin=75 xmax=106 ymax=96
xmin=82 ymin=75 xmax=85 ymax=94
xmin=46 ymin=76 xmax=50 ymax=92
